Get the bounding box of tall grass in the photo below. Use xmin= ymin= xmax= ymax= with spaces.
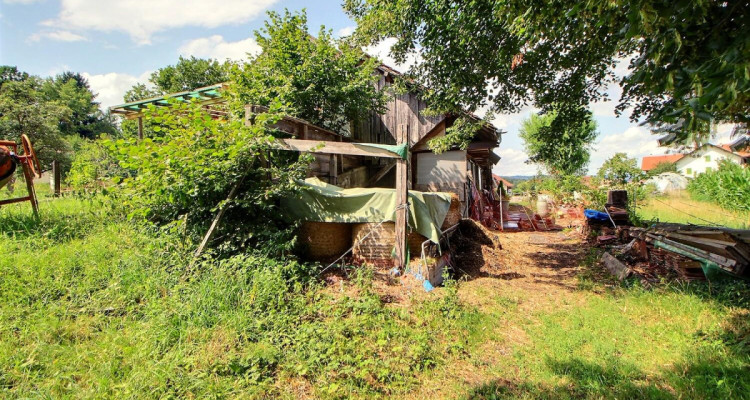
xmin=638 ymin=190 xmax=749 ymax=229
xmin=2 ymin=189 xmax=750 ymax=398
xmin=688 ymin=160 xmax=750 ymax=213
xmin=0 ymin=192 xmax=477 ymax=398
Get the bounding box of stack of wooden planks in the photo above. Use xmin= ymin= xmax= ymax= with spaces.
xmin=630 ymin=223 xmax=750 ymax=277
xmin=649 ymin=248 xmax=706 ymax=281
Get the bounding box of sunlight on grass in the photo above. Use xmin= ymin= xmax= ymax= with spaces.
xmin=2 ymin=191 xmax=749 ymax=399
xmin=637 ymin=191 xmax=749 ymax=229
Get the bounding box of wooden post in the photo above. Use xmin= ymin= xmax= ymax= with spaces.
xmin=329 ymin=154 xmax=338 ymax=185
xmin=21 ymin=163 xmax=38 ymax=218
xmin=137 ymin=116 xmax=144 ymax=140
xmin=394 ymin=124 xmax=409 ymax=269
xmin=50 ymin=160 xmax=61 ymax=197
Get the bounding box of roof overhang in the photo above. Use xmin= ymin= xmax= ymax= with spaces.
xmin=109 ymin=83 xmax=227 ymax=119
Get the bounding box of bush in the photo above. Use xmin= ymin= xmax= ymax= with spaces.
xmin=67 ymin=137 xmax=125 ymax=194
xmin=108 ymin=100 xmax=312 ymax=257
xmin=688 ymin=160 xmax=750 ymax=212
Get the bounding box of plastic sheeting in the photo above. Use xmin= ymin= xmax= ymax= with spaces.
xmin=282 ymin=177 xmax=452 ymax=243
xmin=646 ymin=172 xmax=688 ymax=193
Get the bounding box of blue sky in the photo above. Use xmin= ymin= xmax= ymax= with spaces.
xmin=0 ymin=0 xmax=734 ymax=176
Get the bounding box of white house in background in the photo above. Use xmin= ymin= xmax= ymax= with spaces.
xmin=675 ymin=143 xmax=749 ymax=177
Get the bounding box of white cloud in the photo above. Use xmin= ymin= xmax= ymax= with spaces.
xmin=492 ymin=147 xmax=539 ymax=176
xmin=28 ymin=30 xmax=87 ymax=42
xmin=589 ymin=126 xmax=666 ymax=172
xmin=713 ymin=123 xmax=739 ymax=146
xmin=337 ymin=26 xmax=355 ymax=37
xmin=41 ymin=0 xmax=278 ymax=45
xmin=82 ymin=71 xmax=152 ymax=111
xmin=179 ymin=35 xmax=261 ymax=61
xmin=365 ymin=37 xmax=421 ymax=71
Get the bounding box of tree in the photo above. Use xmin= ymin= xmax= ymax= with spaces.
xmin=0 ymin=77 xmax=71 ymax=169
xmin=344 ymin=0 xmax=750 ymax=147
xmin=519 ymin=108 xmax=597 ymax=175
xmin=228 ymin=9 xmax=387 ymax=134
xmin=42 ymin=72 xmax=117 ymax=139
xmin=0 ymin=65 xmax=29 ymax=87
xmin=597 ymin=153 xmax=644 ymax=185
xmin=149 ymin=56 xmax=229 ymax=94
xmin=647 ymin=161 xmax=677 ymax=177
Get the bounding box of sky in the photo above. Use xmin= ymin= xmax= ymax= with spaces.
xmin=0 ymin=0 xmax=736 ymax=176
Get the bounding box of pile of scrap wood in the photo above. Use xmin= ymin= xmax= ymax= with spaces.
xmin=625 ymin=223 xmax=750 ymax=280
xmin=502 ymin=203 xmax=560 ymax=232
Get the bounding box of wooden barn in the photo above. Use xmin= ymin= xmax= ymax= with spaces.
xmin=111 ymin=63 xmax=503 ymax=270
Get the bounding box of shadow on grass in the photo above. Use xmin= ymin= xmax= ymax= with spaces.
xmin=0 ymin=197 xmax=115 ymax=242
xmin=466 ymin=350 xmax=750 ymax=399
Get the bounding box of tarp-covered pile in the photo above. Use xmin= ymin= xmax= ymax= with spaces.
xmin=629 ymin=223 xmax=750 ymax=280
xmin=282 ymin=178 xmax=452 ymax=243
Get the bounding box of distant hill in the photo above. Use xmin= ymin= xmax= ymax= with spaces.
xmin=502 ymin=175 xmax=536 ymax=184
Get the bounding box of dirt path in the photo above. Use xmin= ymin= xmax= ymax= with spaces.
xmin=463 ymin=229 xmax=588 ymax=295
xmin=408 ymin=228 xmax=594 ymax=399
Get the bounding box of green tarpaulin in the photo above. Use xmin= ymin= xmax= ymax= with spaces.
xmin=357 ymin=143 xmax=409 ymax=160
xmin=283 ymin=177 xmax=452 ymax=244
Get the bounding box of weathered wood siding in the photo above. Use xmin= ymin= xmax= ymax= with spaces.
xmin=353 ymin=72 xmax=445 ymax=146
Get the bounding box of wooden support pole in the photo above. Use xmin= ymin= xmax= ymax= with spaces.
xmin=329 ymin=153 xmax=338 ymax=185
xmin=137 ymin=116 xmax=144 ymax=140
xmin=50 ymin=160 xmax=61 ymax=197
xmin=394 ymin=123 xmax=409 ymax=269
xmin=21 ymin=163 xmax=38 ymax=218
xmin=365 ymin=160 xmax=396 ymax=187
xmin=192 ymin=165 xmax=253 ymax=262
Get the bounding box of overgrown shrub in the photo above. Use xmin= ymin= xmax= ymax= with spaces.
xmin=688 ymin=160 xmax=750 ymax=212
xmin=67 ymin=137 xmax=125 ymax=194
xmin=109 ymin=99 xmax=312 ymax=257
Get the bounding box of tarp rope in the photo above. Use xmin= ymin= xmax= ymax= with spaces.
xmin=319 ymin=202 xmax=409 ymax=275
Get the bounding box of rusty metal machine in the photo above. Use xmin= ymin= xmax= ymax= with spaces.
xmin=0 ymin=135 xmax=42 ymax=216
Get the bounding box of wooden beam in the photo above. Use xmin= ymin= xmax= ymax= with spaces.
xmin=137 ymin=116 xmax=144 ymax=140
xmin=394 ymin=124 xmax=409 ymax=269
xmin=366 ymin=161 xmax=396 ymax=187
xmin=275 ymin=139 xmax=402 ymax=158
xmin=0 ymin=196 xmax=32 ymax=206
xmin=602 ymin=252 xmax=632 ymax=281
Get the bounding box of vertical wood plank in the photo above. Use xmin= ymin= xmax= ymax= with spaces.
xmin=50 ymin=160 xmax=61 ymax=197
xmin=329 ymin=154 xmax=338 ymax=185
xmin=137 ymin=117 xmax=144 ymax=140
xmin=394 ymin=123 xmax=409 ymax=269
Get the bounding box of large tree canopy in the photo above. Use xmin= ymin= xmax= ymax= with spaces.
xmin=0 ymin=77 xmax=71 ymax=168
xmin=345 ymin=0 xmax=749 ymax=147
xmin=598 ymin=153 xmax=644 ymax=185
xmin=229 ymin=10 xmax=387 ymax=134
xmin=150 ymin=56 xmax=229 ymax=94
xmin=43 ymin=72 xmax=117 ymax=139
xmin=519 ymin=109 xmax=597 ymax=176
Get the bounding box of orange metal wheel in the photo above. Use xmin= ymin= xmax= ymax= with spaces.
xmin=21 ymin=134 xmax=42 ymax=178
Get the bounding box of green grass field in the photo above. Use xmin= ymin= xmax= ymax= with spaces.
xmin=637 ymin=191 xmax=749 ymax=229
xmin=1 ymin=189 xmax=749 ymax=398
